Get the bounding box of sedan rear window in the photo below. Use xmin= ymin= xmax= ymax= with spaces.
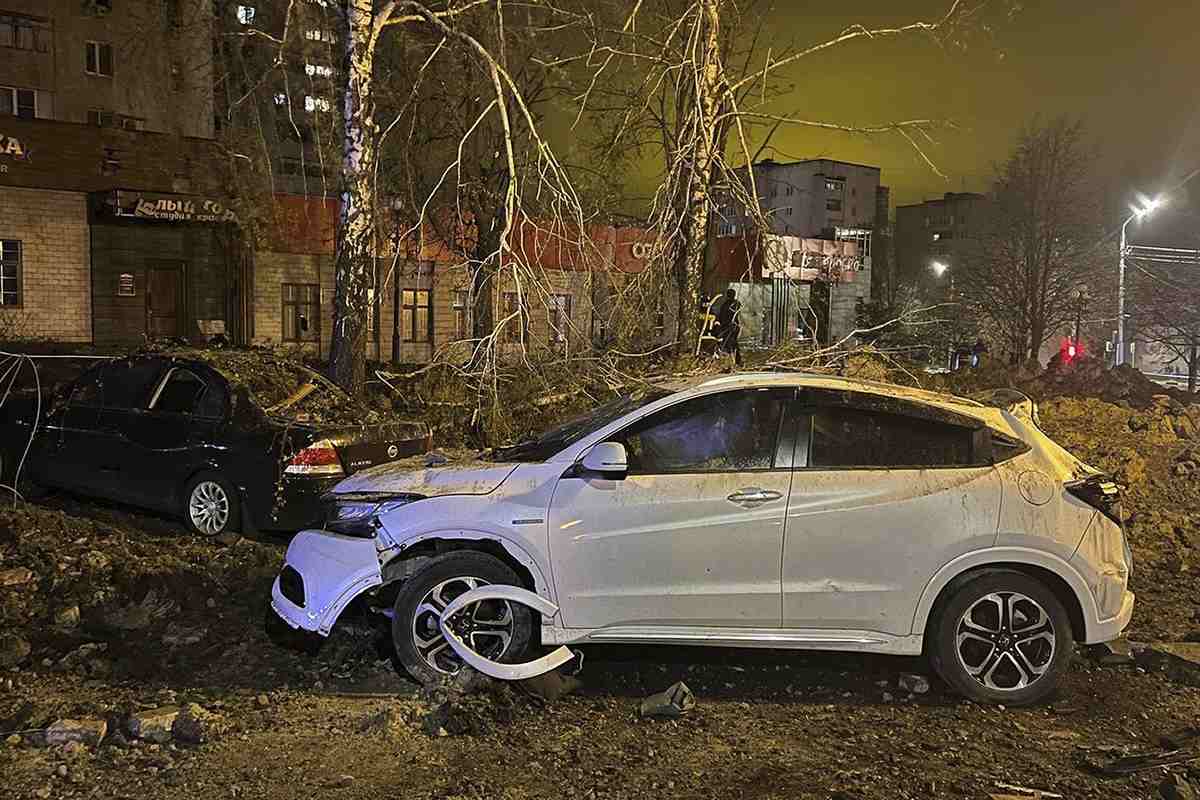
xmin=153 ymin=369 xmax=208 ymax=415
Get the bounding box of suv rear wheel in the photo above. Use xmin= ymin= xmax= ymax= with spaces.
xmin=391 ymin=552 xmax=533 ymax=685
xmin=931 ymin=571 xmax=1074 ymax=706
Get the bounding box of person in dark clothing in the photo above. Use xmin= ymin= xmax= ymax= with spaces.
xmin=714 ymin=288 xmax=742 ymax=365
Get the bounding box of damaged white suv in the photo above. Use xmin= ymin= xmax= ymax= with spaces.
xmin=271 ymin=373 xmax=1133 ymax=705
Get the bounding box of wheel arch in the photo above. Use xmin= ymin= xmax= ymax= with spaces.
xmin=379 ymin=532 xmax=549 ymax=601
xmin=913 ymin=548 xmax=1096 ymax=646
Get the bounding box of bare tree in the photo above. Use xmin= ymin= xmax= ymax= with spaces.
xmin=958 ymin=118 xmax=1106 ymax=362
xmin=1130 ymin=224 xmax=1200 ymax=391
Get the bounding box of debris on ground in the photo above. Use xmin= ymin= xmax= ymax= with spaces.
xmin=1161 ymin=772 xmax=1200 ymax=800
xmin=990 ymin=781 xmax=1064 ymax=799
xmin=44 ymin=719 xmax=107 ymax=748
xmin=639 ymin=681 xmax=696 ymax=719
xmin=419 ymin=670 xmax=527 ymax=737
xmin=897 ymin=673 xmax=931 ymax=694
xmin=127 ymin=707 xmax=180 ymax=744
xmin=1134 ymin=643 xmax=1200 ymax=687
xmin=0 ymin=634 xmax=30 ymax=668
xmin=1089 ymin=637 xmax=1137 ymax=666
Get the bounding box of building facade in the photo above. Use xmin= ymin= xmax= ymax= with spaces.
xmin=711 ymin=158 xmax=888 ymax=346
xmin=894 ymin=192 xmax=990 ymax=292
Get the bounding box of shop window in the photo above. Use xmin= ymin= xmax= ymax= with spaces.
xmin=0 ymin=86 xmax=35 ymax=119
xmin=85 ymin=41 xmax=114 ymax=77
xmin=0 ymin=240 xmax=21 ymax=307
xmin=402 ymin=289 xmax=431 ymax=343
xmin=281 ymin=283 xmax=319 ymax=342
xmin=549 ymin=293 xmax=572 ymax=343
xmin=0 ymin=14 xmax=50 ymax=52
xmin=452 ymin=289 xmax=470 ymax=340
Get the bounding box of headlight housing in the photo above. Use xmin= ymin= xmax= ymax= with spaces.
xmin=324 ymin=493 xmax=425 ymax=537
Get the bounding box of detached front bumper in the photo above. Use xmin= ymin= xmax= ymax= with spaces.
xmin=1087 ymin=589 xmax=1135 ymax=645
xmin=270 ymin=529 xmax=383 ymax=636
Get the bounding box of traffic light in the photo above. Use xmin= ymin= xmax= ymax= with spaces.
xmin=1060 ymin=337 xmax=1085 ymax=364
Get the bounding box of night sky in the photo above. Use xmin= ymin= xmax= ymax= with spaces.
xmin=592 ymin=0 xmax=1200 ymax=214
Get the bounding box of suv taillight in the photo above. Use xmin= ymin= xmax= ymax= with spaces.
xmin=1065 ymin=475 xmax=1122 ymax=525
xmin=284 ymin=439 xmax=344 ymax=477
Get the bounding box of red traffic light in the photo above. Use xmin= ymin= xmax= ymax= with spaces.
xmin=1060 ymin=337 xmax=1085 ymax=364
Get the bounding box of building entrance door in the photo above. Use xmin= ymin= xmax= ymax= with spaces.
xmin=146 ymin=262 xmax=185 ymax=339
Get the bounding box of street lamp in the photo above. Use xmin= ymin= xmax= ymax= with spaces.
xmin=931 ymin=260 xmax=949 ymax=278
xmin=1117 ymin=195 xmax=1165 ymax=366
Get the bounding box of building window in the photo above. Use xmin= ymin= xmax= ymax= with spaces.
xmin=402 ymin=289 xmax=431 ymax=342
xmin=120 ymin=115 xmax=143 ymax=131
xmin=502 ymin=292 xmax=527 ymax=344
xmin=825 ymin=179 xmax=842 ymax=193
xmin=653 ymin=306 xmax=666 ymax=338
xmin=304 ymin=29 xmax=335 ymax=43
xmin=784 ymin=207 xmax=793 ymax=216
xmin=785 ymin=186 xmax=794 ymax=196
xmin=280 ymin=156 xmax=321 ymax=178
xmin=237 ymin=5 xmax=256 ymax=24
xmin=452 ymin=290 xmax=470 ymax=340
xmin=281 ymin=283 xmax=319 ymax=342
xmin=0 ymin=86 xmax=35 ymax=119
xmin=304 ymin=95 xmax=330 ymax=113
xmin=826 ymin=198 xmax=843 ymax=212
xmin=1 ymin=240 xmax=22 ymax=307
xmin=87 ymin=109 xmax=114 ymax=127
xmin=305 ymin=63 xmax=333 ymax=78
xmin=549 ymin=294 xmax=572 ymax=343
xmin=273 ymin=91 xmax=287 ymax=106
xmin=0 ymin=14 xmax=50 ymax=52
xmin=85 ymin=41 xmax=114 ymax=77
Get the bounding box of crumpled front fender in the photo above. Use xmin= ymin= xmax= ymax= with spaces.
xmin=271 ymin=530 xmax=382 ymax=636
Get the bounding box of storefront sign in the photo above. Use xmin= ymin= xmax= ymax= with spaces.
xmin=117 ymin=273 xmax=135 ymax=297
xmin=111 ymin=190 xmax=237 ymax=223
xmin=761 ymin=235 xmax=864 ymax=283
xmin=0 ymin=134 xmax=27 ymax=159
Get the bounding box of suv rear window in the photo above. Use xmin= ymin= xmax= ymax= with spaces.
xmin=810 ymin=407 xmax=976 ymax=468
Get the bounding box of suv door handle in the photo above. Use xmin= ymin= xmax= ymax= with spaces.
xmin=727 ymin=488 xmax=782 ymax=503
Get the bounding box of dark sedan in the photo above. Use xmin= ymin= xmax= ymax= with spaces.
xmin=2 ymin=353 xmax=429 ymax=536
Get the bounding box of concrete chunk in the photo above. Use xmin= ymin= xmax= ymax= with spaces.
xmin=45 ymin=719 xmax=107 ymax=748
xmin=639 ymin=681 xmax=696 ymax=719
xmin=128 ymin=707 xmax=180 ymax=743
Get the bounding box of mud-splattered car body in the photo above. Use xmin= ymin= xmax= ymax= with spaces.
xmin=272 ymin=373 xmax=1133 ymax=701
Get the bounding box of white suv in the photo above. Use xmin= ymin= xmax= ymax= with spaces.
xmin=271 ymin=373 xmax=1133 ymax=705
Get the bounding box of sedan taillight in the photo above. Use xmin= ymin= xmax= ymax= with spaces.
xmin=285 ymin=439 xmax=344 ymax=477
xmin=1065 ymin=474 xmax=1122 ymax=526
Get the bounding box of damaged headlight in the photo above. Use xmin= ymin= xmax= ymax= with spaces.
xmin=324 ymin=493 xmax=425 ymax=537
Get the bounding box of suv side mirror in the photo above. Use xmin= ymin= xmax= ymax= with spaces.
xmin=580 ymin=441 xmax=628 ymax=479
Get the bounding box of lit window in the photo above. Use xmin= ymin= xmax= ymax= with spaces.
xmin=273 ymin=92 xmax=287 ymax=106
xmin=452 ymin=290 xmax=470 ymax=340
xmin=304 ymin=29 xmax=334 ymax=43
xmin=237 ymin=5 xmax=256 ymax=24
xmin=304 ymin=95 xmax=330 ymax=112
xmin=825 ymin=179 xmax=842 ymax=193
xmin=402 ymin=289 xmax=432 ymax=343
xmin=85 ymin=41 xmax=114 ymax=77
xmin=305 ymin=63 xmax=333 ymax=78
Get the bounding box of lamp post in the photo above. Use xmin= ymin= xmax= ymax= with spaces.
xmin=390 ymin=197 xmax=403 ymax=364
xmin=1117 ymin=196 xmax=1164 ymax=366
xmin=931 ymin=260 xmax=953 ymax=368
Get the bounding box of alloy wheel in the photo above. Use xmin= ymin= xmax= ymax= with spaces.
xmin=188 ymin=480 xmax=230 ymax=536
xmin=412 ymin=576 xmax=515 ymax=675
xmin=954 ymin=591 xmax=1056 ymax=691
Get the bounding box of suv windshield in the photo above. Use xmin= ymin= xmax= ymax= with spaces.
xmin=492 ymin=387 xmax=672 ymax=462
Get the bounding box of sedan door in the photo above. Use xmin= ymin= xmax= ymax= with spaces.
xmin=781 ymin=392 xmax=1002 ymax=637
xmin=549 ymin=388 xmax=797 ymax=632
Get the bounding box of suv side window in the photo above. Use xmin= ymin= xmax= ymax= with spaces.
xmin=614 ymin=389 xmax=787 ymax=474
xmin=809 ymin=406 xmax=975 ymax=468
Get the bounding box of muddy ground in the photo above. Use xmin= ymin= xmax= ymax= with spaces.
xmin=4 ymin=359 xmax=1200 ymax=799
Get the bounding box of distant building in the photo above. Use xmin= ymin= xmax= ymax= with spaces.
xmin=710 ymin=158 xmax=887 ymax=346
xmin=894 ymin=192 xmax=990 ymax=291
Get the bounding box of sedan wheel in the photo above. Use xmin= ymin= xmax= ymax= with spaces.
xmin=932 ymin=571 xmax=1073 ymax=706
xmin=412 ymin=576 xmax=516 ymax=675
xmin=184 ymin=475 xmax=238 ymax=537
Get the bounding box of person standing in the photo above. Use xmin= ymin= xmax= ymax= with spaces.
xmin=715 ymin=288 xmax=742 ymax=366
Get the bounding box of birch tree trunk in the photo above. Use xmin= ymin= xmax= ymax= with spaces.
xmin=328 ymin=0 xmax=378 ymax=393
xmin=672 ymin=0 xmax=723 ymax=350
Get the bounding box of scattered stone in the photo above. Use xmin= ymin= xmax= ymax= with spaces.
xmin=53 ymin=605 xmax=81 ymax=629
xmin=99 ymin=590 xmax=177 ymax=632
xmin=255 ymin=694 xmax=270 ymax=708
xmin=56 ymin=643 xmax=108 ymax=674
xmin=898 ymin=673 xmax=931 ymax=694
xmin=205 ymin=598 xmax=216 ymax=609
xmin=45 ymin=719 xmax=107 ymax=748
xmin=55 ymin=764 xmax=68 ymax=778
xmin=882 ymin=692 xmax=894 ymax=703
xmin=128 ymin=707 xmax=180 ymax=744
xmin=33 ymin=787 xmax=51 ymax=799
xmin=162 ymin=622 xmax=207 ymax=647
xmin=1161 ymin=772 xmax=1199 ymax=800
xmin=639 ymin=681 xmax=696 ymax=719
xmin=519 ymin=670 xmax=583 ymax=703
xmin=425 ymin=451 xmax=449 ymax=467
xmin=172 ymin=703 xmax=223 ymax=745
xmin=215 ymin=531 xmax=242 ymax=547
xmin=81 ymin=550 xmax=111 ymax=572
xmin=1134 ymin=642 xmax=1200 ymax=687
xmin=0 ymin=634 xmax=31 ymax=668
xmin=0 ymin=566 xmax=34 ymax=586
xmin=1090 ymin=638 xmax=1136 ymax=666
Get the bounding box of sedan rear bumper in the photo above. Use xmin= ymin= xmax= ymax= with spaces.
xmin=270 ymin=529 xmax=383 ymax=636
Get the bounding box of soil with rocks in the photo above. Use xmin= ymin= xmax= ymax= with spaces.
xmin=3 ymin=357 xmax=1200 ymax=799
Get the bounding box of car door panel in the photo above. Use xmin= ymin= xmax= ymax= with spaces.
xmin=782 ymin=467 xmax=1002 ymax=634
xmin=549 ymin=470 xmax=792 ymax=628
xmin=549 ymin=387 xmax=794 ymax=631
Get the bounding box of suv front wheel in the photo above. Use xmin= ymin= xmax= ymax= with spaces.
xmin=391 ymin=552 xmax=534 ymax=685
xmin=931 ymin=571 xmax=1074 ymax=706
